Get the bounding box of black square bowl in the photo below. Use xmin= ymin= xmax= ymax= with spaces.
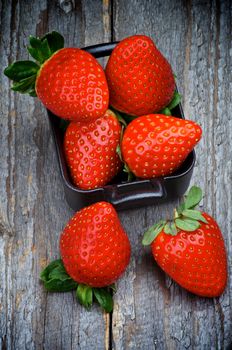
xmin=48 ymin=42 xmax=195 ymax=211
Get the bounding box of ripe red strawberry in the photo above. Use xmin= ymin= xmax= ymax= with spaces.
xmin=4 ymin=31 xmax=109 ymax=122
xmin=121 ymin=114 xmax=202 ymax=178
xmin=142 ymin=186 xmax=227 ymax=297
xmin=60 ymin=201 xmax=131 ymax=287
xmin=64 ymin=109 xmax=122 ymax=189
xmin=40 ymin=201 xmax=131 ymax=311
xmin=105 ymin=35 xmax=175 ymax=116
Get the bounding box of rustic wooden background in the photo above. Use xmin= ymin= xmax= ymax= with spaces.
xmin=0 ymin=0 xmax=231 ymax=349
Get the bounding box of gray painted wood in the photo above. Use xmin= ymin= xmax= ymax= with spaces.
xmin=0 ymin=0 xmax=231 ymax=349
xmin=113 ymin=0 xmax=232 ymax=349
xmin=0 ymin=1 xmax=111 ymax=349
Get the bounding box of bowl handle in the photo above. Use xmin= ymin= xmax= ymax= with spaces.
xmin=104 ymin=178 xmax=167 ymax=207
xmin=82 ymin=42 xmax=119 ymax=57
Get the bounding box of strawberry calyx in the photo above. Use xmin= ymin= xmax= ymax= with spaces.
xmin=142 ymin=186 xmax=208 ymax=245
xmin=159 ymin=91 xmax=181 ymax=116
xmin=40 ymin=259 xmax=78 ymax=291
xmin=4 ymin=31 xmax=64 ymax=97
xmin=40 ymin=259 xmax=115 ymax=313
xmin=77 ymin=284 xmax=115 ymax=312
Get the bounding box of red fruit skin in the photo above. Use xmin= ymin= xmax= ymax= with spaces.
xmin=152 ymin=213 xmax=227 ymax=297
xmin=64 ymin=109 xmax=122 ymax=190
xmin=60 ymin=202 xmax=131 ymax=287
xmin=121 ymin=114 xmax=202 ymax=178
xmin=105 ymin=35 xmax=175 ymax=116
xmin=36 ymin=48 xmax=109 ymax=122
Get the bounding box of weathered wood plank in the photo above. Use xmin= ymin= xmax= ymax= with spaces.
xmin=113 ymin=0 xmax=232 ymax=349
xmin=0 ymin=1 xmax=111 ymax=349
xmin=1 ymin=0 xmax=232 ymax=349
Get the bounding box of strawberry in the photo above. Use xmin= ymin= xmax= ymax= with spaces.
xmin=121 ymin=114 xmax=202 ymax=178
xmin=64 ymin=109 xmax=122 ymax=189
xmin=41 ymin=201 xmax=131 ymax=312
xmin=105 ymin=35 xmax=175 ymax=116
xmin=4 ymin=31 xmax=109 ymax=122
xmin=142 ymin=186 xmax=227 ymax=297
xmin=60 ymin=201 xmax=131 ymax=287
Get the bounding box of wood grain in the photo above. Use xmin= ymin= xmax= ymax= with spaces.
xmin=0 ymin=1 xmax=111 ymax=349
xmin=0 ymin=0 xmax=231 ymax=349
xmin=113 ymin=0 xmax=232 ymax=349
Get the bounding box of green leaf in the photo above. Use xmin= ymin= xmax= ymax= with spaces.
xmin=29 ymin=90 xmax=37 ymax=97
xmin=27 ymin=47 xmax=43 ymax=63
xmin=41 ymin=31 xmax=64 ymax=54
xmin=48 ymin=265 xmax=70 ymax=281
xmin=11 ymin=75 xmax=37 ymax=94
xmin=113 ymin=110 xmax=127 ymax=127
xmin=40 ymin=259 xmax=78 ymax=292
xmin=164 ymin=222 xmax=172 ymax=234
xmin=170 ymin=222 xmax=178 ymax=235
xmin=28 ymin=36 xmax=52 ymax=63
xmin=4 ymin=60 xmax=39 ymax=81
xmin=43 ymin=278 xmax=78 ymax=292
xmin=175 ymin=218 xmax=201 ymax=232
xmin=182 ymin=209 xmax=208 ymax=223
xmin=184 ymin=186 xmax=203 ymax=210
xmin=28 ymin=32 xmax=64 ymax=63
xmin=93 ymin=288 xmax=113 ymax=313
xmin=123 ymin=163 xmax=135 ymax=182
xmin=76 ymin=284 xmax=93 ymax=309
xmin=176 ymin=202 xmax=185 ymax=215
xmin=159 ymin=91 xmax=181 ymax=115
xmin=116 ymin=144 xmax=123 ymax=162
xmin=29 ymin=36 xmax=43 ymax=49
xmin=160 ymin=107 xmax=171 ymax=116
xmin=164 ymin=222 xmax=178 ymax=235
xmin=142 ymin=220 xmax=165 ymax=245
xmin=166 ymin=91 xmax=181 ymax=111
xmin=108 ymin=284 xmax=117 ymax=293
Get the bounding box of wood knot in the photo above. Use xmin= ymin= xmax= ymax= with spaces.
xmin=0 ymin=214 xmax=14 ymax=237
xmin=58 ymin=0 xmax=75 ymax=14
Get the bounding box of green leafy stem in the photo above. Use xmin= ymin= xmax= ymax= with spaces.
xmin=4 ymin=31 xmax=64 ymax=96
xmin=40 ymin=259 xmax=115 ymax=313
xmin=159 ymin=91 xmax=181 ymax=116
xmin=142 ymin=186 xmax=208 ymax=245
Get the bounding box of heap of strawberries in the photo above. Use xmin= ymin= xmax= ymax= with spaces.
xmin=5 ymin=31 xmax=227 ymax=312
